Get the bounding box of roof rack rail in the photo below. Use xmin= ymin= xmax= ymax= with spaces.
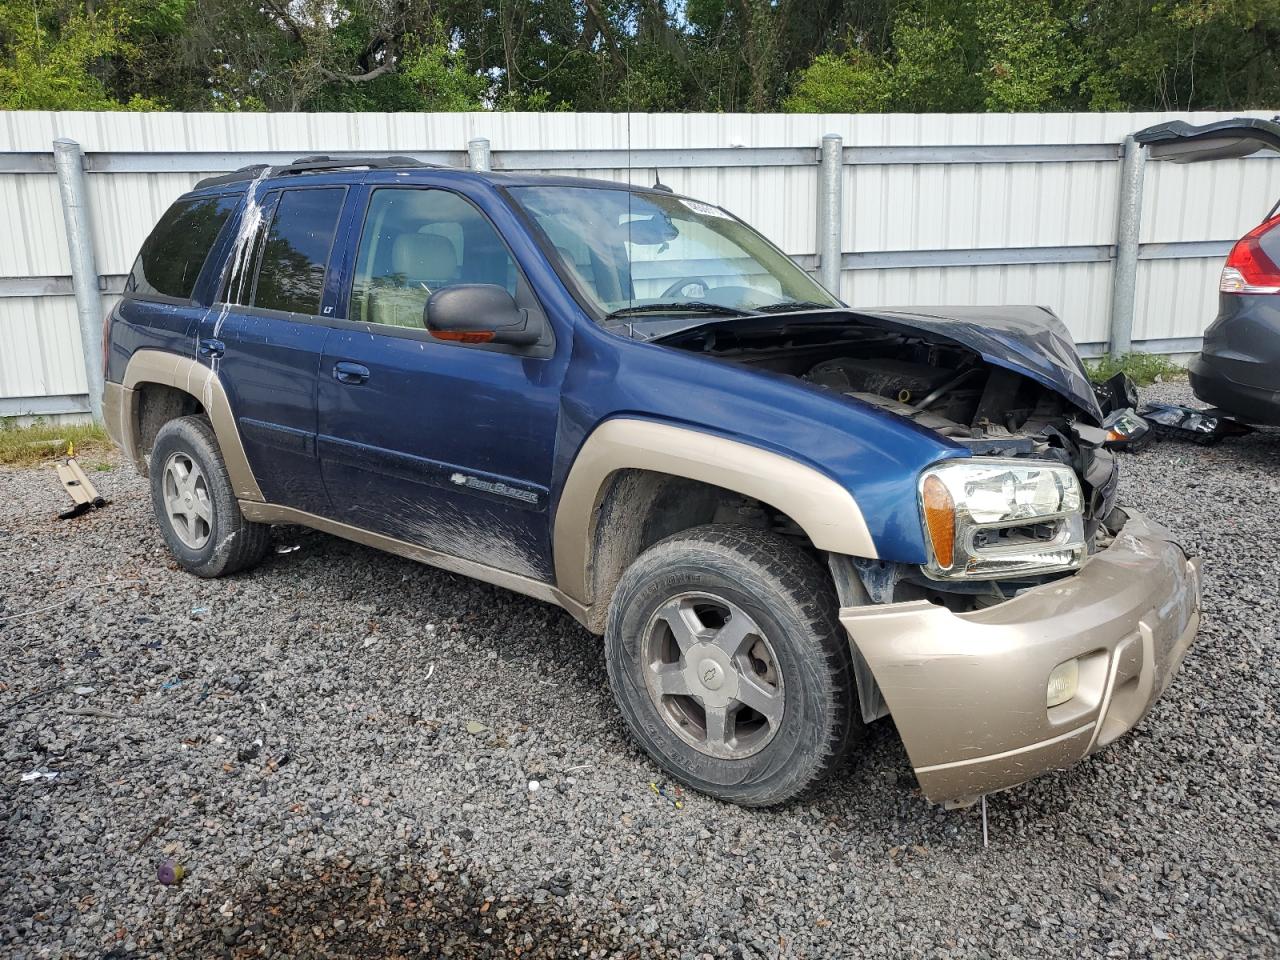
xmin=194 ymin=164 xmax=270 ymax=190
xmin=283 ymin=154 xmax=434 ymax=173
xmin=194 ymin=155 xmax=436 ymax=190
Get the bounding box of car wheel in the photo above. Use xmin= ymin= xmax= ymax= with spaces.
xmin=149 ymin=415 xmax=271 ymax=578
xmin=605 ymin=524 xmax=859 ymax=807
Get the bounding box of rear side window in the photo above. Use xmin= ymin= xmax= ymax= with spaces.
xmin=127 ymin=195 xmax=238 ymax=301
xmin=252 ymin=187 xmax=346 ymax=315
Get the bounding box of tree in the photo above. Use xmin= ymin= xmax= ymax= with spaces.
xmin=4 ymin=0 xmax=1279 ymax=114
xmin=0 ymin=0 xmax=161 ymax=109
xmin=784 ymin=0 xmax=1280 ymax=113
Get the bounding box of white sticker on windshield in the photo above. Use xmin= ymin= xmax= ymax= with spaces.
xmin=680 ymin=198 xmax=732 ymax=220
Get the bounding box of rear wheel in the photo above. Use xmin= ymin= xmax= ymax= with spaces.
xmin=149 ymin=416 xmax=271 ymax=578
xmin=605 ymin=524 xmax=858 ymax=807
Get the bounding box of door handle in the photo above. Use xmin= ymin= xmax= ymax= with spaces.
xmin=198 ymin=338 xmax=225 ymax=359
xmin=332 ymin=361 xmax=370 ymax=385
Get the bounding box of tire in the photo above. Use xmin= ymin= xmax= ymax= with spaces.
xmin=604 ymin=524 xmax=859 ymax=807
xmin=149 ymin=415 xmax=271 ymax=578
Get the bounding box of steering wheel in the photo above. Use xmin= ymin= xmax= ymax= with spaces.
xmin=661 ymin=277 xmax=710 ymax=299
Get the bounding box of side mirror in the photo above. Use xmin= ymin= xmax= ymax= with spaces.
xmin=424 ymin=284 xmax=542 ymax=347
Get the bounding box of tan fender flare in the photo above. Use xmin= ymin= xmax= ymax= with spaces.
xmin=114 ymin=350 xmax=264 ymax=502
xmin=553 ymin=418 xmax=878 ymax=605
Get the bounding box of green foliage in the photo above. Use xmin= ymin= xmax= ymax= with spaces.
xmin=4 ymin=0 xmax=1280 ymax=114
xmin=398 ymin=34 xmax=486 ymax=111
xmin=783 ymin=51 xmax=890 ymax=112
xmin=785 ymin=0 xmax=1280 ymax=114
xmin=0 ymin=1 xmax=128 ymax=109
xmin=1086 ymin=352 xmax=1187 ymax=387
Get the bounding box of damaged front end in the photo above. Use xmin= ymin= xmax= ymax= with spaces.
xmin=651 ymin=305 xmax=1120 ymax=610
xmin=651 ymin=305 xmax=1201 ymax=804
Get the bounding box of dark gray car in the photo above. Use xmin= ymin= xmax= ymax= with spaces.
xmin=1135 ymin=118 xmax=1280 ymax=425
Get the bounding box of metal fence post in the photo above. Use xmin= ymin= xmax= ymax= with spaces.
xmin=1108 ymin=134 xmax=1147 ymax=357
xmin=817 ymin=134 xmax=844 ymax=296
xmin=52 ymin=138 xmax=105 ymax=423
xmin=468 ymin=137 xmax=492 ymax=172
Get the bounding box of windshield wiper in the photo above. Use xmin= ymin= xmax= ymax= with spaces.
xmin=753 ymin=300 xmax=838 ymax=313
xmin=603 ymin=301 xmax=754 ymax=320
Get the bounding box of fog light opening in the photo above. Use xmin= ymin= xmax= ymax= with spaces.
xmin=1047 ymin=658 xmax=1080 ymax=708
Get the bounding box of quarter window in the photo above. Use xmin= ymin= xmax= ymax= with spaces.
xmin=127 ymin=195 xmax=238 ymax=301
xmin=252 ymin=187 xmax=345 ymax=315
xmin=350 ymin=188 xmax=517 ymax=328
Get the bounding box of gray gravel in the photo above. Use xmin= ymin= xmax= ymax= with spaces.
xmin=2 ymin=380 xmax=1277 ymax=959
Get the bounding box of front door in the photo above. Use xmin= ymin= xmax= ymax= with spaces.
xmin=316 ymin=183 xmax=567 ymax=582
xmin=202 ymin=183 xmax=348 ymax=514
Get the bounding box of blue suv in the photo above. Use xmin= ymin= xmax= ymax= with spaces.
xmin=103 ymin=156 xmax=1201 ymax=808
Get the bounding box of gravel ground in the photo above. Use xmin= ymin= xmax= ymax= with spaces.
xmin=2 ymin=380 xmax=1277 ymax=959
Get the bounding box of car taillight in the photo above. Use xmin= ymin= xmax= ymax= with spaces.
xmin=1220 ymin=214 xmax=1280 ymax=294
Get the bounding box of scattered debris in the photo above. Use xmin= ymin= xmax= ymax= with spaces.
xmin=1138 ymin=403 xmax=1254 ymax=445
xmin=161 ymin=677 xmax=182 ymax=691
xmin=237 ymin=740 xmax=263 ymax=762
xmin=1094 ymin=371 xmax=1139 ymax=415
xmin=73 ymin=685 xmax=96 ymax=695
xmin=425 ymin=664 xmax=435 ymax=681
xmin=20 ymin=770 xmax=59 ymax=783
xmin=649 ymin=781 xmax=684 ymax=809
xmin=528 ymin=779 xmax=541 ymax=792
xmin=465 ymin=721 xmax=489 ymax=735
xmin=156 ymin=859 xmax=186 ymax=886
xmin=1101 ymin=408 xmax=1154 ymax=452
xmin=190 ymin=606 xmax=209 ymax=616
xmin=275 ymin=544 xmax=300 ymax=554
xmin=64 ymin=707 xmax=123 ymax=719
xmin=54 ymin=455 xmax=108 ymax=520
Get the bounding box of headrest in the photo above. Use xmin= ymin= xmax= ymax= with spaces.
xmin=391 ymin=232 xmax=457 ymax=286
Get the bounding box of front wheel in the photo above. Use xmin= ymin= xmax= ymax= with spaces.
xmin=149 ymin=416 xmax=271 ymax=578
xmin=604 ymin=524 xmax=859 ymax=807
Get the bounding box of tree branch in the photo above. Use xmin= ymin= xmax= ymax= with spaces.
xmin=319 ymin=62 xmax=396 ymax=84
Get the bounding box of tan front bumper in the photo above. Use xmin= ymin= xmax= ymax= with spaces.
xmin=841 ymin=510 xmax=1201 ymax=805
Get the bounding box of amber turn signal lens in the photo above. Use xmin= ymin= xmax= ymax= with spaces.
xmin=922 ymin=474 xmax=956 ymax=570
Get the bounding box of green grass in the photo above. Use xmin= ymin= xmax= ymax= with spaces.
xmin=1085 ymin=352 xmax=1186 ymax=387
xmin=0 ymin=419 xmax=115 ymax=467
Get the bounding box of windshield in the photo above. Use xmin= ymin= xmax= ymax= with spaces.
xmin=507 ymin=185 xmax=840 ymax=320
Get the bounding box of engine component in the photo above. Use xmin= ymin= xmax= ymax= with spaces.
xmin=806 ymin=357 xmax=955 ymax=405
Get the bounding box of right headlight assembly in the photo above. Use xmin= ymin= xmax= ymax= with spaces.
xmin=919 ymin=459 xmax=1085 ymax=580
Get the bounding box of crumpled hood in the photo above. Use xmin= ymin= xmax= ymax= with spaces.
xmin=642 ymin=304 xmax=1102 ymax=421
xmin=847 ymin=305 xmax=1102 ymax=421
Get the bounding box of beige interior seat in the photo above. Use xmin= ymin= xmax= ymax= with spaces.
xmin=368 ymin=233 xmax=459 ymax=328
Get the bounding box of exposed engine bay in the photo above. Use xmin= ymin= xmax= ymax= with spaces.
xmin=653 ymin=310 xmax=1122 ymax=604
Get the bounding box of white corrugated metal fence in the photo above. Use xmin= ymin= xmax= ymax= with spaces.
xmin=2 ymin=110 xmax=1277 ymax=418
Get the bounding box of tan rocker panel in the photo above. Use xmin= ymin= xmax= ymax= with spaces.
xmin=116 ymin=350 xmax=265 ymax=502
xmin=554 ymin=418 xmax=878 ymax=604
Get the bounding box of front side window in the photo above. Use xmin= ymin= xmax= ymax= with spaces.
xmin=508 ymin=186 xmax=839 ymax=320
xmin=252 ymin=187 xmax=345 ymax=315
xmin=127 ymin=195 xmax=238 ymax=301
xmin=350 ymin=188 xmax=517 ymax=328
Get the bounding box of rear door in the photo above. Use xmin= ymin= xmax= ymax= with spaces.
xmin=316 ymin=179 xmax=566 ymax=582
xmin=1133 ymin=117 xmax=1280 ymax=163
xmin=201 ymin=182 xmax=349 ymax=514
xmin=115 ymin=193 xmax=240 ymax=367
